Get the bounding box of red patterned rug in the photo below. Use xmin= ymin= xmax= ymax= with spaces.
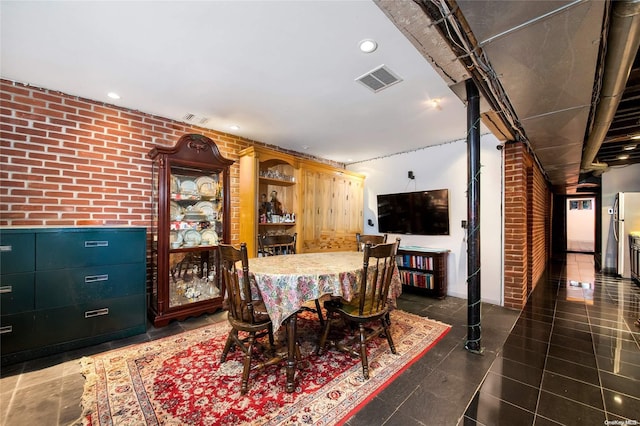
xmin=80 ymin=310 xmax=450 ymax=425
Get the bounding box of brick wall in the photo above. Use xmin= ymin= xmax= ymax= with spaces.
xmin=529 ymin=159 xmax=551 ymax=291
xmin=503 ymin=142 xmax=529 ymax=308
xmin=503 ymin=141 xmax=552 ymax=309
xmin=0 ymin=79 xmax=337 ymax=244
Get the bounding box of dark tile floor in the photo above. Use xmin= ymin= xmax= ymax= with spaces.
xmin=461 ymin=253 xmax=640 ymax=426
xmin=347 ymin=253 xmax=640 ymax=425
xmin=1 ymin=253 xmax=638 ymax=425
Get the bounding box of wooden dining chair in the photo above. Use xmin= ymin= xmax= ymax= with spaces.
xmin=317 ymin=240 xmax=399 ymax=380
xmin=355 ymin=233 xmax=387 ymax=251
xmin=219 ymin=243 xmax=285 ymax=394
xmin=258 ymin=233 xmax=297 ymax=256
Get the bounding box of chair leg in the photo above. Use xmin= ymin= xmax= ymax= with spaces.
xmin=382 ymin=317 xmax=397 ymax=354
xmin=295 ymin=340 xmax=302 ymax=361
xmin=314 ymin=299 xmax=324 ymax=327
xmin=358 ymin=323 xmax=370 ymax=379
xmin=267 ymin=323 xmax=275 ymax=348
xmin=220 ymin=329 xmax=236 ymax=362
xmin=241 ymin=333 xmax=256 ymax=395
xmin=316 ymin=311 xmax=334 ymax=355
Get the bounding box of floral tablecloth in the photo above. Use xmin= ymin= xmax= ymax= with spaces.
xmin=247 ymin=251 xmax=402 ymax=332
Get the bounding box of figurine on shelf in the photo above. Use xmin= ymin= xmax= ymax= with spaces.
xmin=260 ymin=193 xmax=271 ymax=214
xmin=270 ymin=190 xmax=283 ymax=216
xmin=260 ymin=193 xmax=272 ymax=222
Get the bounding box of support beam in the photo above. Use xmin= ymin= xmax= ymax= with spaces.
xmin=465 ymin=78 xmax=483 ymax=354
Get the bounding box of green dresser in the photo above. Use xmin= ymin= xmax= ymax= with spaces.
xmin=0 ymin=227 xmax=147 ymax=365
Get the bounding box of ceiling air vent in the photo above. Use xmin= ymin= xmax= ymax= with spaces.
xmin=182 ymin=113 xmax=210 ymax=125
xmin=356 ymin=65 xmax=403 ymax=93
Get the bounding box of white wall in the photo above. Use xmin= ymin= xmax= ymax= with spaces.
xmin=601 ymin=163 xmax=640 ymax=272
xmin=347 ymin=134 xmax=504 ymax=304
xmin=566 ymin=198 xmax=595 ymax=252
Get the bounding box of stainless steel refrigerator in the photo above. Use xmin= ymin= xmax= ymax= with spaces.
xmin=613 ymin=192 xmax=640 ymax=278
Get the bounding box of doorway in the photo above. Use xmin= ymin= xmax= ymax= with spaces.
xmin=566 ymin=197 xmax=596 ymax=253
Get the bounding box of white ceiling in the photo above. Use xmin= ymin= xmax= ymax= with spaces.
xmin=0 ymin=0 xmax=472 ymax=164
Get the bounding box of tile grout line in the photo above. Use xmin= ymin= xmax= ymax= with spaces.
xmin=593 ymin=276 xmax=640 ymax=421
xmin=531 ymin=261 xmax=564 ymax=425
xmin=590 ymin=274 xmax=616 ymax=422
xmin=0 ymin=373 xmax=21 ymax=426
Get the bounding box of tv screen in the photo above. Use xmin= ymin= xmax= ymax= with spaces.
xmin=377 ymin=189 xmax=450 ymax=235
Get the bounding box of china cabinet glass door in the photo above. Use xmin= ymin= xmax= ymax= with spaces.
xmin=168 ymin=167 xmax=222 ymax=307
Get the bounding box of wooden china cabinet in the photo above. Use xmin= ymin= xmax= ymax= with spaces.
xmin=239 ymin=146 xmax=300 ymax=257
xmin=148 ymin=134 xmax=233 ymax=327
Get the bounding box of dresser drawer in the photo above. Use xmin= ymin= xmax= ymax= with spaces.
xmin=36 ymin=229 xmax=146 ymax=270
xmin=0 ymin=233 xmax=35 ymax=274
xmin=35 ymin=294 xmax=146 ymax=346
xmin=35 ymin=263 xmax=145 ymax=309
xmin=0 ymin=273 xmax=35 ymax=314
xmin=0 ymin=312 xmax=37 ymax=354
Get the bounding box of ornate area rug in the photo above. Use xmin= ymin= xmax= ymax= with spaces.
xmin=80 ymin=310 xmax=450 ymax=426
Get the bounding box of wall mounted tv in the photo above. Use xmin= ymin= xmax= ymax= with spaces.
xmin=377 ymin=189 xmax=450 ymax=235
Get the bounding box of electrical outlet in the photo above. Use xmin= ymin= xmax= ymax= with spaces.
xmin=608 ymin=208 xmax=614 ymax=215
xmin=461 ymin=220 xmax=467 ymax=229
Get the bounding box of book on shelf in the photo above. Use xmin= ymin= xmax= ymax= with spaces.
xmin=396 ymin=254 xmax=434 ymax=270
xmin=399 ymin=270 xmax=434 ymax=289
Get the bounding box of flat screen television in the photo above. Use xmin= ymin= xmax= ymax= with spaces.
xmin=377 ymin=189 xmax=450 ymax=235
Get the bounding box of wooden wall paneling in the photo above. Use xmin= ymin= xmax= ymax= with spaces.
xmin=298 ymin=161 xmax=364 ymax=252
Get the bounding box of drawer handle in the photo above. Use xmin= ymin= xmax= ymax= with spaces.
xmin=0 ymin=325 xmax=13 ymax=334
xmin=0 ymin=245 xmax=12 ymax=252
xmin=85 ymin=308 xmax=109 ymax=318
xmin=0 ymin=285 xmax=12 ymax=294
xmin=84 ymin=241 xmax=109 ymax=248
xmin=85 ymin=274 xmax=109 ymax=283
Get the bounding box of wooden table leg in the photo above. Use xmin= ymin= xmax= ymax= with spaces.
xmin=285 ymin=314 xmax=297 ymax=392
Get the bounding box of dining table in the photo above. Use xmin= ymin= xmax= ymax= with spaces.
xmin=246 ymin=250 xmax=402 ymax=392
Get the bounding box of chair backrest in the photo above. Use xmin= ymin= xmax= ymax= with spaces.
xmin=358 ymin=240 xmax=399 ymax=316
xmin=219 ymin=243 xmax=258 ymax=324
xmin=356 ymin=233 xmax=387 ymax=252
xmin=258 ymin=233 xmax=297 ymax=256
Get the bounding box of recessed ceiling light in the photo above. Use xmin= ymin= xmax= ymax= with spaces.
xmin=632 ymin=135 xmax=640 ymax=140
xmin=623 ymin=144 xmax=637 ymax=150
xmin=617 ymin=154 xmax=630 ymax=160
xmin=359 ymin=39 xmax=377 ymax=53
xmin=229 ymin=125 xmax=240 ymax=131
xmin=107 ymin=92 xmax=120 ymax=100
xmin=427 ymin=98 xmax=442 ymax=110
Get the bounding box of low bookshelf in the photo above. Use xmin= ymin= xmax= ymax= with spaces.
xmin=396 ymin=246 xmax=449 ymax=299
